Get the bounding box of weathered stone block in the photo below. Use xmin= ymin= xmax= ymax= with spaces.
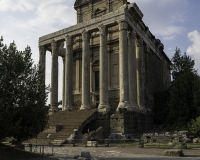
xmin=164 ymin=149 xmax=183 ymax=157
xmin=87 ymin=141 xmax=98 ymax=147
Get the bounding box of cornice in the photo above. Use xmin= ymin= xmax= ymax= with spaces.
xmin=39 ymin=7 xmax=126 ymax=46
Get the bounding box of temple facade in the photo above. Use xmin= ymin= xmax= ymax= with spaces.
xmin=39 ymin=0 xmax=171 ymax=134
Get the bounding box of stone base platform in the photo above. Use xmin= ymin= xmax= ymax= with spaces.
xmin=110 ymin=109 xmax=153 ymax=134
xmin=164 ymin=149 xmax=183 ymax=157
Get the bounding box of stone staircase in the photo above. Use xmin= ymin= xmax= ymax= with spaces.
xmin=26 ymin=109 xmax=97 ymax=145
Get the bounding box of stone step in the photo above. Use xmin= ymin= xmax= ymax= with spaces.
xmin=51 ymin=140 xmax=66 ymax=146
xmin=49 ymin=117 xmax=94 ymax=121
xmin=49 ymin=122 xmax=79 ymax=124
xmin=24 ymin=109 xmax=97 ymax=145
xmin=50 ymin=113 xmax=95 ymax=116
xmin=49 ymin=118 xmax=93 ymax=122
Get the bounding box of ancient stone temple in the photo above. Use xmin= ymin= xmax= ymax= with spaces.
xmin=38 ymin=0 xmax=171 ymax=137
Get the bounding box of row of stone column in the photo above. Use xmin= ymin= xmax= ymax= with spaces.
xmin=117 ymin=20 xmax=145 ymax=111
xmin=39 ymin=41 xmax=59 ymax=111
xmin=38 ymin=20 xmax=145 ymax=112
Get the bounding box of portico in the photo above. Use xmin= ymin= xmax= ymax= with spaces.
xmin=39 ymin=3 xmax=149 ymax=112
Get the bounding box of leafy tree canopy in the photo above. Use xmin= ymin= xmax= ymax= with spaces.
xmin=154 ymin=48 xmax=200 ymax=130
xmin=0 ymin=37 xmax=49 ymax=142
xmin=171 ymin=48 xmax=197 ymax=80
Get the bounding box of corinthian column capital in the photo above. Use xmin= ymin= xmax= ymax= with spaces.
xmin=127 ymin=30 xmax=136 ymax=40
xmin=82 ymin=30 xmax=90 ymax=42
xmin=39 ymin=45 xmax=45 ymax=53
xmin=65 ymin=35 xmax=72 ymax=44
xmin=118 ymin=20 xmax=128 ymax=31
xmin=98 ymin=24 xmax=107 ymax=36
xmin=65 ymin=35 xmax=72 ymax=49
xmin=51 ymin=40 xmax=57 ymax=50
xmin=136 ymin=38 xmax=143 ymax=47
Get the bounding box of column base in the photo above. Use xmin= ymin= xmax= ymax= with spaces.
xmin=80 ymin=104 xmax=91 ymax=110
xmin=117 ymin=101 xmax=130 ymax=111
xmin=138 ymin=106 xmax=147 ymax=113
xmin=129 ymin=104 xmax=139 ymax=111
xmin=98 ymin=105 xmax=110 ymax=113
xmin=98 ymin=104 xmax=110 ymax=109
xmin=49 ymin=108 xmax=58 ymax=115
xmin=63 ymin=106 xmax=73 ymax=111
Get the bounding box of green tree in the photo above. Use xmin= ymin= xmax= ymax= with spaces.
xmin=0 ymin=37 xmax=49 ymax=142
xmin=166 ymin=48 xmax=199 ymax=129
xmin=189 ymin=116 xmax=200 ymax=136
xmin=193 ymin=76 xmax=200 ymax=116
xmin=153 ymin=89 xmax=170 ymax=125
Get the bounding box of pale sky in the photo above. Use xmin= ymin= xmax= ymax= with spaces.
xmin=1 ymin=0 xmax=200 ymax=104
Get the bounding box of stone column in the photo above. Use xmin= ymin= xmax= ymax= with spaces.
xmin=39 ymin=46 xmax=46 ymax=86
xmin=136 ymin=38 xmax=145 ymax=108
xmin=64 ymin=35 xmax=73 ymax=110
xmin=62 ymin=57 xmax=65 ymax=110
xmin=117 ymin=20 xmax=130 ymax=111
xmin=80 ymin=31 xmax=91 ymax=110
xmin=128 ymin=30 xmax=138 ymax=111
xmin=98 ymin=24 xmax=110 ymax=111
xmin=90 ymin=62 xmax=93 ymax=92
xmin=75 ymin=53 xmax=80 ymax=93
xmin=50 ymin=40 xmax=58 ymax=111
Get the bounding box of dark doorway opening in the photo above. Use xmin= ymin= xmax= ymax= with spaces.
xmin=82 ymin=120 xmax=98 ymax=134
xmin=95 ymin=71 xmax=99 ymax=91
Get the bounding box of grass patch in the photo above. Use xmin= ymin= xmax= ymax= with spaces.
xmin=185 ymin=143 xmax=200 ymax=149
xmin=97 ymin=141 xmax=200 ymax=149
xmin=144 ymin=142 xmax=175 ymax=149
xmin=109 ymin=142 xmax=200 ymax=149
xmin=97 ymin=140 xmax=139 ymax=147
xmin=0 ymin=143 xmax=44 ymax=159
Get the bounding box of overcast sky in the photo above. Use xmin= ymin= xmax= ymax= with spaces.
xmin=1 ymin=0 xmax=200 ymax=104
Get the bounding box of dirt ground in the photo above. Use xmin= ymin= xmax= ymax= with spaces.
xmin=22 ymin=146 xmax=200 ymax=160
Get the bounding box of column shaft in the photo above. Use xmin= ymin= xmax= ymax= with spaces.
xmin=136 ymin=38 xmax=145 ymax=108
xmin=50 ymin=41 xmax=58 ymax=111
xmin=117 ymin=20 xmax=130 ymax=111
xmin=90 ymin=62 xmax=93 ymax=92
xmin=64 ymin=36 xmax=73 ymax=110
xmin=98 ymin=25 xmax=110 ymax=110
xmin=39 ymin=46 xmax=46 ymax=86
xmin=80 ymin=31 xmax=91 ymax=110
xmin=75 ymin=54 xmax=80 ymax=93
xmin=128 ymin=30 xmax=138 ymax=110
xmin=62 ymin=57 xmax=65 ymax=110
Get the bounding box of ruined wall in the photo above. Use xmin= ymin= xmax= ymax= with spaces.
xmin=145 ymin=49 xmax=163 ymax=109
xmin=162 ymin=56 xmax=171 ymax=88
xmin=110 ymin=109 xmax=154 ymax=134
